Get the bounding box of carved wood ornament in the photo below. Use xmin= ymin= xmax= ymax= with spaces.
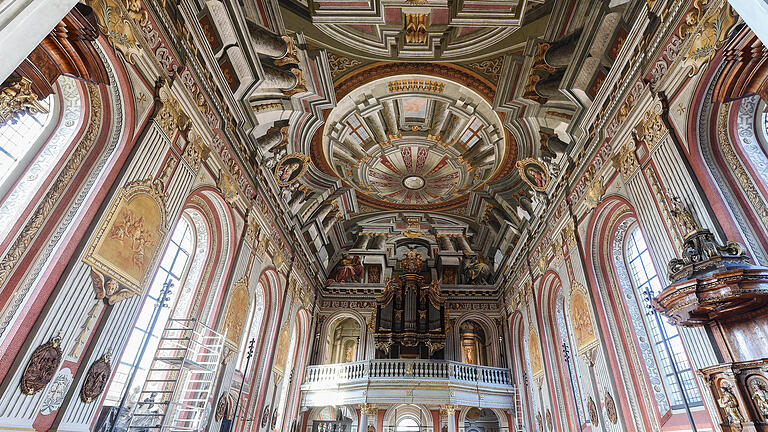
xmin=604 ymin=392 xmax=618 ymax=424
xmin=587 ymin=397 xmax=599 ymax=426
xmin=80 ymin=351 xmax=112 ymax=403
xmin=215 ymin=392 xmax=230 ymax=421
xmin=20 ymin=334 xmax=63 ymax=395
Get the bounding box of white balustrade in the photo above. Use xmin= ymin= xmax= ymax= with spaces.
xmin=302 ymin=359 xmax=511 ymax=386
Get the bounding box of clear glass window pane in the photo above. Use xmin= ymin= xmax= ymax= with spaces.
xmin=103 ymin=216 xmax=196 ymax=406
xmin=0 ymin=94 xmax=54 ymax=184
xmin=625 ymin=226 xmax=702 ymax=408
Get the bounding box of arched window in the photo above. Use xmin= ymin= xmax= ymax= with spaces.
xmin=236 ymin=282 xmax=265 ymax=372
xmin=396 ymin=418 xmax=420 ymax=432
xmin=104 ymin=215 xmax=197 ymax=406
xmin=624 ymin=226 xmax=702 ymax=408
xmin=0 ymin=93 xmax=54 ymax=183
xmin=275 ymin=325 xmax=299 ymax=429
xmin=555 ymin=298 xmax=588 ymax=424
xmin=0 ymin=77 xmax=82 ymax=240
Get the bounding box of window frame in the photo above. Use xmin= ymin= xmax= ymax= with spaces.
xmin=623 ymin=225 xmax=702 ymax=409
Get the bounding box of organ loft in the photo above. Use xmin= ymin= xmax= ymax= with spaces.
xmin=1 ymin=0 xmax=768 ymax=431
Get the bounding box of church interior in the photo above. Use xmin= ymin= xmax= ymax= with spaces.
xmin=1 ymin=0 xmax=768 ymax=431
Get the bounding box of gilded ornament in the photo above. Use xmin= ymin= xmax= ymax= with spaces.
xmin=633 ymin=104 xmax=666 ymax=147
xmin=274 ymin=153 xmax=310 ymax=187
xmin=517 ymin=158 xmax=550 ymax=192
xmin=217 ymin=169 xmax=239 ymax=206
xmin=91 ymin=269 xmax=136 ymax=305
xmin=88 ymin=0 xmax=144 ymax=60
xmin=21 ymin=334 xmax=63 ymax=395
xmin=405 ymin=14 xmax=429 ymax=44
xmin=0 ymin=77 xmax=48 ymax=126
xmin=751 ymin=381 xmax=768 ymax=418
xmin=718 ymin=383 xmax=744 ymax=423
xmin=611 ymin=142 xmax=638 ymax=180
xmin=83 ymin=177 xmax=169 ymax=296
xmin=681 ymin=1 xmax=738 ymax=76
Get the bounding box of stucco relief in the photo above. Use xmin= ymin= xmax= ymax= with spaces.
xmin=0 ymin=77 xmax=81 ymax=241
xmin=698 ymin=67 xmax=768 ymax=266
xmin=610 ymin=218 xmax=670 ymax=414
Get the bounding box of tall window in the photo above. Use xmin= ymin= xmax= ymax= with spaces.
xmin=557 ymin=300 xmax=587 ymax=424
xmin=625 ymin=226 xmax=702 ymax=408
xmin=0 ymin=77 xmax=82 ymax=241
xmin=236 ymin=284 xmax=264 ymax=372
xmin=105 ymin=216 xmax=196 ymax=405
xmin=0 ymin=94 xmax=54 ymax=185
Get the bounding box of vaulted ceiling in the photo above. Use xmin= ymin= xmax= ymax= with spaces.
xmin=246 ymin=0 xmax=639 ymax=282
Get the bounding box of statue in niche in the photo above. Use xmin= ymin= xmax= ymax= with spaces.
xmin=326 ymin=253 xmax=364 ymax=284
xmin=460 ymin=253 xmax=491 ymax=285
xmin=368 ymin=425 xmax=376 ymax=432
xmin=719 ymin=383 xmax=744 ymax=423
xmin=752 ymin=381 xmax=768 ymax=418
xmin=669 ymin=195 xmax=701 ymax=236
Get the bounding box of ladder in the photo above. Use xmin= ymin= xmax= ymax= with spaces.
xmin=512 ymin=387 xmax=525 ymax=432
xmin=128 ymin=318 xmax=226 ymax=431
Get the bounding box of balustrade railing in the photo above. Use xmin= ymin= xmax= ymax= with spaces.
xmin=303 ymin=360 xmax=511 ymax=386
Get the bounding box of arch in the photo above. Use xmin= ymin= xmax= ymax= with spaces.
xmin=584 ymin=194 xmax=701 ymax=431
xmin=508 ymin=310 xmax=533 ymax=431
xmin=286 ymin=307 xmax=313 ymax=430
xmin=535 ymin=270 xmax=575 ymax=432
xmin=0 ymin=37 xmax=137 ymax=366
xmin=686 ymin=42 xmax=768 ymax=265
xmin=320 ymin=310 xmax=368 ymax=364
xmin=182 ymin=186 xmax=237 ymax=327
xmin=586 ymin=196 xmax=652 ymax=431
xmin=460 ymin=408 xmax=502 ymax=432
xmin=452 ymin=312 xmax=499 ymax=366
xmin=383 ymin=404 xmax=433 ymax=431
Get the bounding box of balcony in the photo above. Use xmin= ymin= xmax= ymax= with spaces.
xmin=301 ymin=360 xmax=517 ymax=409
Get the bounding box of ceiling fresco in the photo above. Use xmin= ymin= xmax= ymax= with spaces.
xmin=319 ymin=74 xmax=508 ymax=210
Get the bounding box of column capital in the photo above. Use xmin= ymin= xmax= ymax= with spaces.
xmin=360 ymin=403 xmax=377 ymax=415
xmin=441 ymin=404 xmax=457 ymax=415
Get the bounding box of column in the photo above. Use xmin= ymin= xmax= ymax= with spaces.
xmin=444 ymin=405 xmax=457 ymax=432
xmin=261 ymin=64 xmax=298 ymax=90
xmin=359 ymin=404 xmax=375 ymax=432
xmin=255 ymin=126 xmax=286 ymax=152
xmin=437 ymin=234 xmax=454 ymax=251
xmin=371 ymin=234 xmax=386 ymax=250
xmin=246 ymin=19 xmax=288 ymax=58
xmin=354 ymin=233 xmax=371 ymax=249
xmin=456 ymin=235 xmax=471 ymax=252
